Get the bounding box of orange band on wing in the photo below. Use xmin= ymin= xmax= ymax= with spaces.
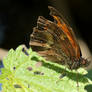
xmin=53 ymin=16 xmax=80 ymax=58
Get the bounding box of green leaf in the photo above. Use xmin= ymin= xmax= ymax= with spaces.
xmin=0 ymin=45 xmax=92 ymax=92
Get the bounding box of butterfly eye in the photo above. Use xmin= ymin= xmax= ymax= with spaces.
xmin=82 ymin=60 xmax=86 ymax=65
xmin=81 ymin=58 xmax=90 ymax=67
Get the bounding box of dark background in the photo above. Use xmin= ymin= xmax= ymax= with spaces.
xmin=0 ymin=0 xmax=92 ymax=51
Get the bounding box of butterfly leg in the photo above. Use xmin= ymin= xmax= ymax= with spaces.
xmin=76 ymin=70 xmax=79 ymax=87
xmin=56 ymin=67 xmax=67 ymax=83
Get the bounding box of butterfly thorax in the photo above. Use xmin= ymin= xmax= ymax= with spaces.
xmin=68 ymin=57 xmax=89 ymax=69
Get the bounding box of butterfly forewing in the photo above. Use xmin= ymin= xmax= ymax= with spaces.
xmin=48 ymin=6 xmax=81 ymax=59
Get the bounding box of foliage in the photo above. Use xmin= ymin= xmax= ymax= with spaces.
xmin=0 ymin=45 xmax=92 ymax=92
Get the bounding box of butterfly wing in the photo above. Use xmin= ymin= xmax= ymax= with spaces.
xmin=30 ymin=18 xmax=67 ymax=63
xmin=30 ymin=6 xmax=81 ymax=64
xmin=48 ymin=6 xmax=81 ymax=59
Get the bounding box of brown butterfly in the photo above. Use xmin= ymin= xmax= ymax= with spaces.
xmin=29 ymin=6 xmax=90 ymax=70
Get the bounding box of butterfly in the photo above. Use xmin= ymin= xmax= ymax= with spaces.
xmin=29 ymin=6 xmax=90 ymax=70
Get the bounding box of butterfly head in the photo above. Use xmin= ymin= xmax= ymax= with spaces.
xmin=79 ymin=57 xmax=90 ymax=68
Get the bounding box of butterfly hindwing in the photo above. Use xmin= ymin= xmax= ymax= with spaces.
xmin=30 ymin=17 xmax=69 ymax=63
